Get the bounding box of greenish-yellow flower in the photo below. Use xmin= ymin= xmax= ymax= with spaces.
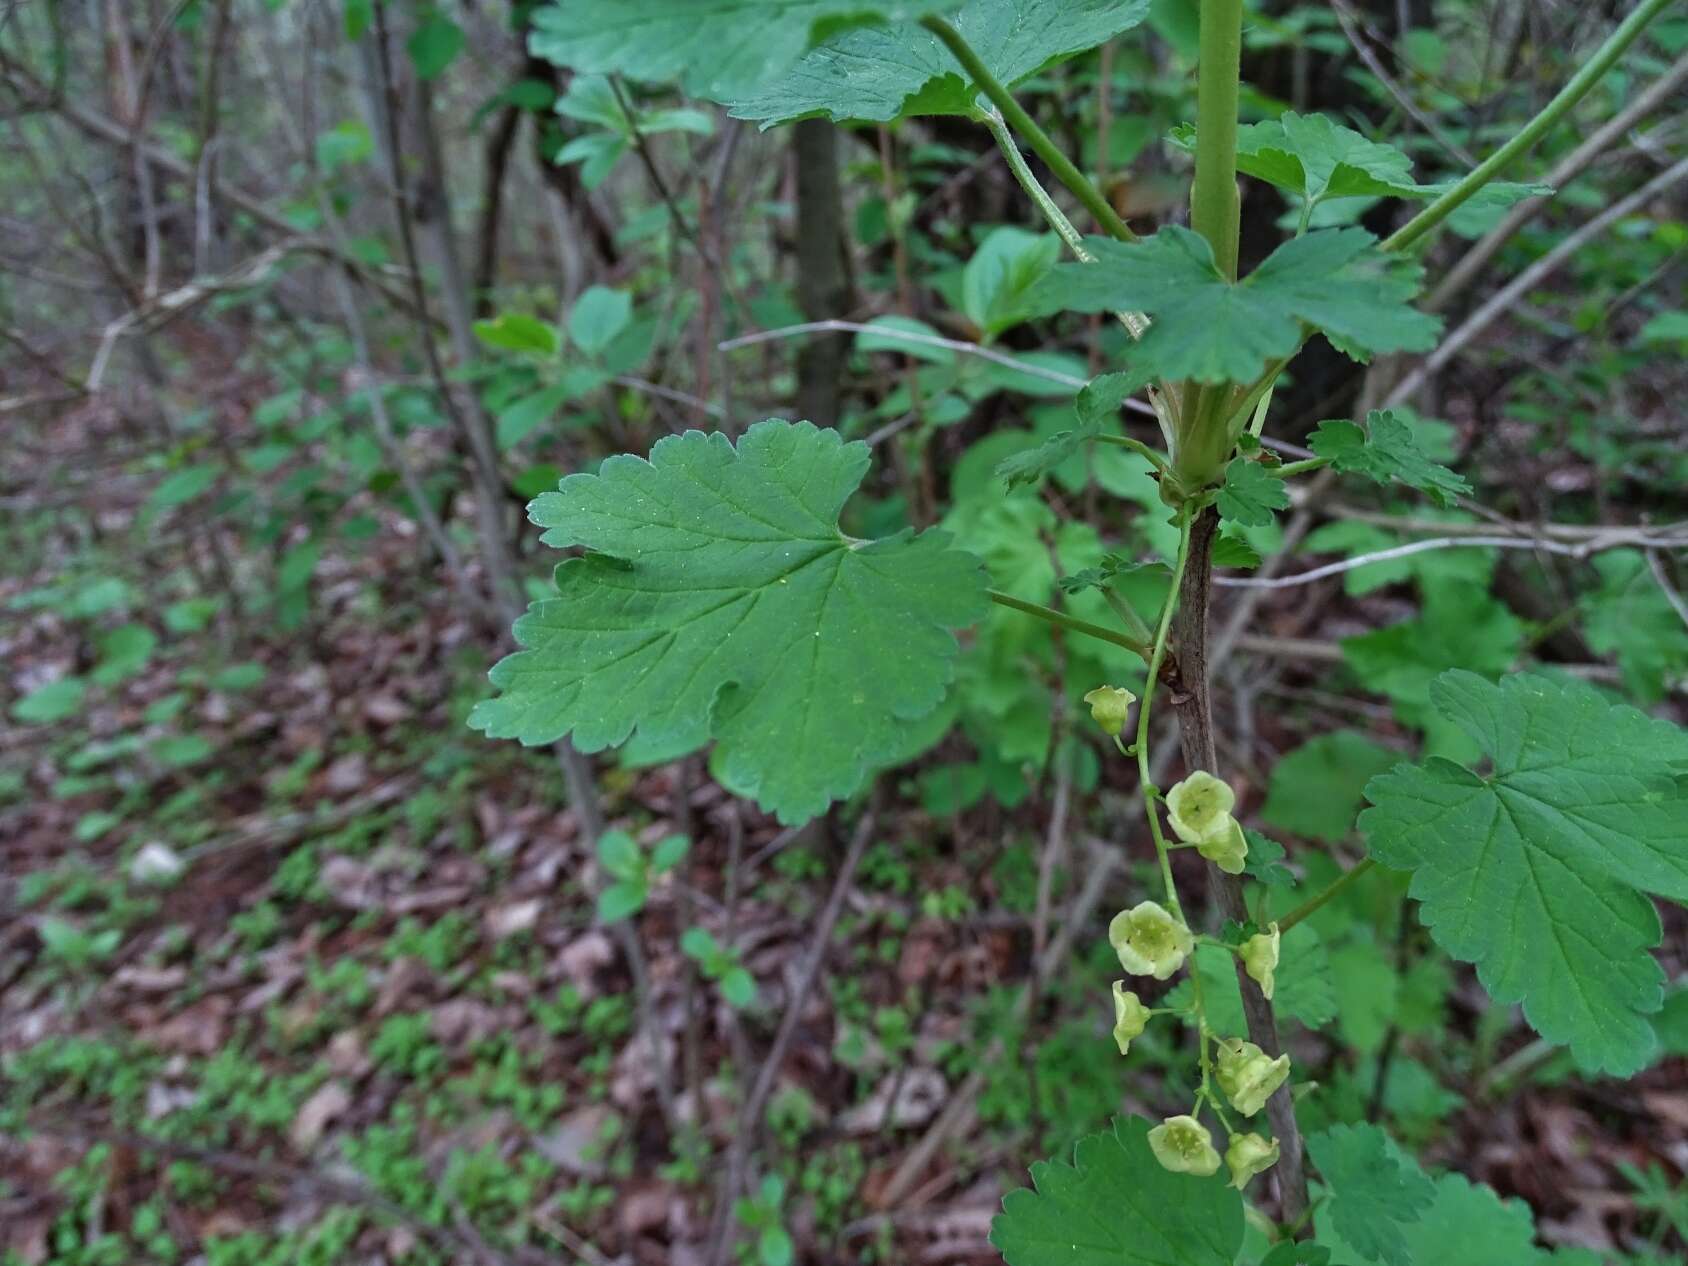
xmin=1147 ymin=1114 xmax=1221 ymax=1176
xmin=1111 ymin=981 xmax=1149 ymax=1055
xmin=1225 ymin=1132 xmax=1280 ymax=1190
xmin=1241 ymin=923 xmax=1281 ymax=1001
xmin=1082 ymin=685 xmax=1137 ymax=737
xmin=1165 ymin=770 xmax=1237 ymax=846
xmin=1108 ymin=900 xmax=1194 ymax=980
xmin=1215 ymin=1037 xmax=1291 ymax=1118
xmin=1197 ymin=817 xmax=1249 ymax=875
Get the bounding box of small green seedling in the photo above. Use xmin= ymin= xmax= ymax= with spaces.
xmin=595 ymin=830 xmax=689 ymax=924
xmin=680 ymin=926 xmax=756 ymax=1009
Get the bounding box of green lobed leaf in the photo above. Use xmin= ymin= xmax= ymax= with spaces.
xmin=528 ymin=0 xmax=958 ymax=102
xmin=1328 ymin=935 xmax=1401 ymax=1056
xmin=1165 ymin=925 xmax=1335 ymax=1032
xmin=1261 ymin=731 xmax=1401 ymax=844
xmin=990 ymin=1116 xmax=1244 ymax=1266
xmin=996 ymin=369 xmax=1154 ymax=489
xmin=469 ymin=420 xmax=989 ymax=825
xmin=1172 ymin=112 xmax=1550 ymax=214
xmin=1580 ymin=550 xmax=1688 ymax=705
xmin=1211 ymin=532 xmax=1261 ymax=570
xmin=1029 ymin=227 xmax=1441 ymax=384
xmin=962 ymin=227 xmax=1060 ymax=337
xmin=1317 ymin=1164 xmax=1550 ymax=1266
xmin=1217 ymin=459 xmax=1288 ymax=527
xmin=1309 ymin=411 xmax=1470 ymax=507
xmin=728 ymin=0 xmax=1151 ymax=124
xmin=1242 ymin=829 xmax=1296 ymax=888
xmin=1360 ymin=670 xmax=1688 ymax=1074
xmin=1306 ymin=1123 xmax=1436 ymax=1266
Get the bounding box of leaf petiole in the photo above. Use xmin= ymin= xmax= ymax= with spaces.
xmin=1276 ymin=857 xmax=1377 ymax=933
xmin=921 ymin=16 xmax=1135 ymax=244
xmin=987 ymin=589 xmax=1152 ymax=661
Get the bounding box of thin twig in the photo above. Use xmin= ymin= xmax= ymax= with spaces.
xmin=1646 ymin=551 xmax=1688 ymax=633
xmin=1388 ymin=154 xmax=1688 ymax=407
xmin=1427 ymin=49 xmax=1688 ymax=313
xmin=706 ymin=808 xmax=879 ymax=1265
xmin=1031 ymin=719 xmax=1074 ymax=961
xmin=1330 ymin=0 xmax=1476 ymax=166
xmin=85 ymin=241 xmax=310 ymax=390
xmin=720 ymin=318 xmax=1159 ymax=421
xmin=1214 ymin=532 xmax=1688 ymax=590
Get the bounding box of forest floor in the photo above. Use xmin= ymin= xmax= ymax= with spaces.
xmin=4 ymin=389 xmax=1687 ymax=1266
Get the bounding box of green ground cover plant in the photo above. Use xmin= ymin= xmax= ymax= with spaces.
xmin=3 ymin=1 xmax=1687 ymax=1264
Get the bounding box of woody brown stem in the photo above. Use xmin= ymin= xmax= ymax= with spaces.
xmin=1172 ymin=505 xmax=1309 ymax=1227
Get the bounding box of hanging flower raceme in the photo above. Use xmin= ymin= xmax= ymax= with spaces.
xmin=1165 ymin=771 xmax=1249 ymax=874
xmin=1147 ymin=1114 xmax=1222 ymax=1177
xmin=1225 ymin=1132 xmax=1280 ymax=1190
xmin=1082 ymin=685 xmax=1137 ymax=737
xmin=1108 ymin=900 xmax=1194 ymax=980
xmin=1215 ymin=1037 xmax=1291 ymax=1118
xmin=1241 ymin=923 xmax=1281 ymax=1000
xmin=1111 ymin=982 xmax=1150 ymax=1054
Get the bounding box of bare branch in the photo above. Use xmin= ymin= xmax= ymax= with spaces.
xmin=1389 ymin=154 xmax=1688 ymax=408
xmin=1215 ymin=531 xmax=1688 ymax=590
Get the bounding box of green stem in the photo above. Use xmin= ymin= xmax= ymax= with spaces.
xmin=988 ymin=589 xmax=1152 ymax=661
xmin=979 ymin=107 xmax=1173 ymax=446
xmin=1172 ymin=0 xmax=1245 ymax=493
xmin=1382 ymin=0 xmax=1676 ymax=254
xmin=1244 ymin=378 xmax=1277 ymax=440
xmin=922 ymin=16 xmax=1135 ymax=243
xmin=980 ymin=109 xmax=1090 ymax=259
xmin=1191 ymin=0 xmax=1243 ymax=282
xmin=1277 ymin=858 xmax=1377 ymax=933
xmin=1270 ymin=457 xmax=1330 ymax=479
xmin=1133 ymin=508 xmax=1197 ymax=915
xmin=1101 ymin=589 xmax=1155 ymax=648
xmin=979 ymin=109 xmax=1155 ymax=347
xmin=1094 ymin=433 xmax=1171 ymax=473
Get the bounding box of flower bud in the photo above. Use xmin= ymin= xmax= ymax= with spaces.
xmin=1196 ymin=817 xmax=1249 ymax=875
xmin=1215 ymin=1037 xmax=1291 ymax=1118
xmin=1165 ymin=771 xmax=1238 ymax=846
xmin=1241 ymin=923 xmax=1280 ymax=1001
xmin=1108 ymin=900 xmax=1194 ymax=981
xmin=1082 ymin=685 xmax=1137 ymax=737
xmin=1111 ymin=982 xmax=1149 ymax=1055
xmin=1147 ymin=1114 xmax=1221 ymax=1177
xmin=1225 ymin=1132 xmax=1280 ymax=1190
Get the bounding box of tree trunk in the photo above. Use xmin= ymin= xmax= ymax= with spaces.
xmin=793 ymin=117 xmax=852 ymax=430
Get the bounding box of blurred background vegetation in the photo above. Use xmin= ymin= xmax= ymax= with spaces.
xmin=1 ymin=1 xmax=1686 ymax=1263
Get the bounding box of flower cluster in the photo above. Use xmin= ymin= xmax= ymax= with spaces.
xmin=1094 ymin=759 xmax=1288 ymax=1190
xmin=1165 ymin=770 xmax=1249 ymax=874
